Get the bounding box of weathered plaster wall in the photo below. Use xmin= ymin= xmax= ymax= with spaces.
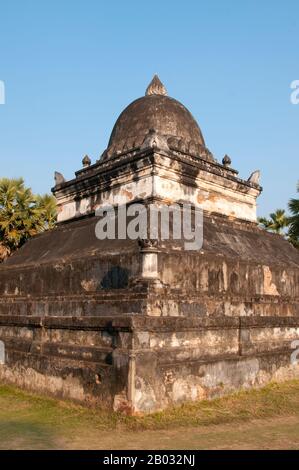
xmin=0 ymin=165 xmax=297 ymax=412
xmin=131 ymin=317 xmax=299 ymax=412
xmin=0 ymin=316 xmax=131 ymax=408
xmin=156 ymin=255 xmax=299 ymax=317
xmin=54 ymin=150 xmax=260 ymax=224
xmin=1 ymin=316 xmax=299 ymax=413
xmin=0 ymin=212 xmax=298 ymax=320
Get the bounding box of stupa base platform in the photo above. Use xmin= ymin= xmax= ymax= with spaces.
xmin=1 ymin=314 xmax=299 ymax=413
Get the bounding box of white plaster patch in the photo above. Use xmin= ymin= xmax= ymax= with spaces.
xmin=0 ymin=365 xmax=86 ymax=402
xmin=81 ymin=279 xmax=98 ymax=292
xmin=263 ymin=266 xmax=279 ymax=296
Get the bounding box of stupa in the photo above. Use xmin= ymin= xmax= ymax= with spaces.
xmin=0 ymin=76 xmax=298 ymax=413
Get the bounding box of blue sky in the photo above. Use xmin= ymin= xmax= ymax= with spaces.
xmin=0 ymin=0 xmax=298 ymax=216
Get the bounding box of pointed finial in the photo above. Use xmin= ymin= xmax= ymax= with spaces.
xmin=82 ymin=154 xmax=91 ymax=168
xmin=222 ymin=154 xmax=231 ymax=167
xmin=145 ymin=75 xmax=168 ymax=96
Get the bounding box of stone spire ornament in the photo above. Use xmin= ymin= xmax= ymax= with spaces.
xmin=247 ymin=170 xmax=261 ymax=185
xmin=222 ymin=154 xmax=232 ymax=167
xmin=54 ymin=171 xmax=65 ymax=185
xmin=145 ymin=74 xmax=168 ymax=96
xmin=82 ymin=154 xmax=91 ymax=168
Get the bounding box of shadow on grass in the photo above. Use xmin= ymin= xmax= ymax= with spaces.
xmin=0 ymin=420 xmax=59 ymax=450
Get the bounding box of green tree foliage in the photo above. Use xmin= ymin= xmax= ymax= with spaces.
xmin=288 ymin=182 xmax=299 ymax=248
xmin=258 ymin=183 xmax=299 ymax=249
xmin=258 ymin=209 xmax=289 ymax=235
xmin=0 ymin=178 xmax=57 ymax=261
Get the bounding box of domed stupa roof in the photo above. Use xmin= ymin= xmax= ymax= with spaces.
xmin=103 ymin=75 xmax=213 ymax=161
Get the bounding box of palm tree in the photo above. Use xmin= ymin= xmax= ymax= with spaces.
xmin=0 ymin=178 xmax=57 ymax=261
xmin=258 ymin=209 xmax=289 ymax=235
xmin=288 ymin=182 xmax=299 ymax=248
xmin=36 ymin=194 xmax=57 ymax=230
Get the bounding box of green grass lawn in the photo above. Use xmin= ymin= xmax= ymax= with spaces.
xmin=1 ymin=380 xmax=299 ymax=449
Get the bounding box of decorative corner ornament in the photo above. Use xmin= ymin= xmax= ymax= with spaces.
xmin=82 ymin=154 xmax=91 ymax=168
xmin=222 ymin=154 xmax=232 ymax=167
xmin=140 ymin=128 xmax=169 ymax=152
xmin=54 ymin=171 xmax=66 ymax=186
xmin=247 ymin=170 xmax=261 ymax=185
xmin=138 ymin=238 xmax=159 ymax=251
